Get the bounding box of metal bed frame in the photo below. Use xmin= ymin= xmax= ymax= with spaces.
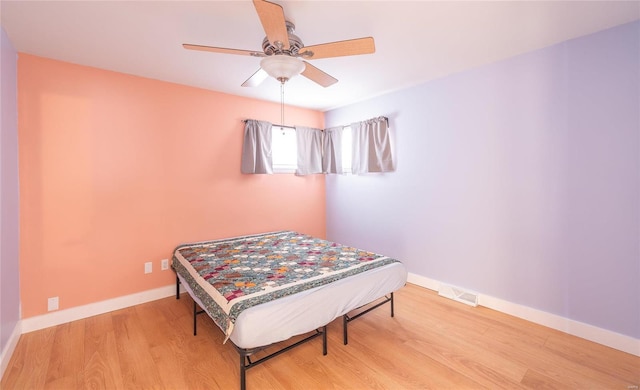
xmin=343 ymin=292 xmax=394 ymax=345
xmin=175 ymin=273 xmax=395 ymax=390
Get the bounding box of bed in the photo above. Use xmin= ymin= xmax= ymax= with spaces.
xmin=171 ymin=230 xmax=407 ymax=389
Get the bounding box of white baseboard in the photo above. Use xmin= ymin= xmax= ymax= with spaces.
xmin=407 ymin=272 xmax=640 ymax=357
xmin=0 ymin=320 xmax=22 ymax=381
xmin=21 ymin=284 xmax=182 ymax=333
xmin=406 ymin=273 xmax=439 ymax=290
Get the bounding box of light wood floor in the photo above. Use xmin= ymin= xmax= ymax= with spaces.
xmin=2 ymin=283 xmax=639 ymax=389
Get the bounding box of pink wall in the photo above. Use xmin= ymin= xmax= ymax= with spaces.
xmin=18 ymin=54 xmax=325 ymax=318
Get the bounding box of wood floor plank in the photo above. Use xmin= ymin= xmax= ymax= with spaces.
xmin=3 ymin=283 xmax=639 ymax=390
xmin=111 ymin=307 xmax=164 ymax=389
xmin=134 ymin=299 xmax=182 ymax=349
xmin=481 ymin=325 xmax=636 ymax=388
xmin=520 ymin=369 xmax=572 ymax=389
xmin=45 ymin=320 xmax=85 ymax=387
xmin=333 ymin=333 xmax=483 ymax=388
xmin=259 ymin=346 xmax=327 ymax=389
xmin=43 ymin=374 xmax=79 ymax=390
xmin=332 ymin=318 xmax=470 ymax=388
xmin=83 ymin=329 xmax=124 ymax=390
xmin=2 ymin=327 xmax=56 ymax=389
xmin=543 ymin=332 xmax=640 ymax=384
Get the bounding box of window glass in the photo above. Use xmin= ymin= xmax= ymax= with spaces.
xmin=272 ymin=126 xmax=297 ymax=173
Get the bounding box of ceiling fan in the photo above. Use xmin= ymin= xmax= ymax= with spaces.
xmin=183 ymin=0 xmax=375 ymax=88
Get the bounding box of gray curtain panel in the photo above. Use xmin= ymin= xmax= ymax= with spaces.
xmin=241 ymin=119 xmax=273 ymax=174
xmin=322 ymin=126 xmax=343 ymax=174
xmin=295 ymin=126 xmax=323 ymax=175
xmin=351 ymin=116 xmax=394 ymax=174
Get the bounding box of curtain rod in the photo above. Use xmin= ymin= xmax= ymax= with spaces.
xmin=242 ymin=118 xmax=389 ymax=130
xmin=242 ymin=119 xmax=295 ymax=130
xmin=272 ymin=124 xmax=296 ymax=130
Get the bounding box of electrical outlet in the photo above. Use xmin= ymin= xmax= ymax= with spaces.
xmin=161 ymin=259 xmax=169 ymax=271
xmin=144 ymin=261 xmax=152 ymax=274
xmin=48 ymin=297 xmax=59 ymax=311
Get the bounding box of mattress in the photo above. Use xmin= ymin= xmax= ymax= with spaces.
xmin=173 ymin=231 xmax=408 ymax=349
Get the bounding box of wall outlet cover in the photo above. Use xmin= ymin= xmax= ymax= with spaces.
xmin=47 ymin=297 xmax=59 ymax=311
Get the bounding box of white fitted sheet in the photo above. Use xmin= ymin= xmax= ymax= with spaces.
xmin=178 ymin=261 xmax=407 ymax=349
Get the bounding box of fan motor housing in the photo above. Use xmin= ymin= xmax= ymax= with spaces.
xmin=262 ymin=21 xmax=304 ymax=56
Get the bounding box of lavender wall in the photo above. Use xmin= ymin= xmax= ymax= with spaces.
xmin=325 ymin=21 xmax=639 ymax=339
xmin=0 ymin=26 xmax=21 ymax=356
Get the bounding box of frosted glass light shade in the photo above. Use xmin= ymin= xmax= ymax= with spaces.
xmin=260 ymin=55 xmax=305 ymax=82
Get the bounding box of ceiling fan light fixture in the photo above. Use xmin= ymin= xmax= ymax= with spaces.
xmin=260 ymin=55 xmax=305 ymax=83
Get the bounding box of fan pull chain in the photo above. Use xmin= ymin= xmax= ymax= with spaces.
xmin=280 ymin=81 xmax=285 ymax=126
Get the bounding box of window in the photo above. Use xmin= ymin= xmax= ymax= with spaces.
xmin=271 ymin=126 xmax=297 ymax=173
xmin=271 ymin=125 xmax=354 ymax=174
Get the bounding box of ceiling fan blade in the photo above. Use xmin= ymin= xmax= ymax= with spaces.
xmin=183 ymin=44 xmax=264 ymax=57
xmin=301 ymin=62 xmax=338 ymax=88
xmin=300 ymin=37 xmax=375 ymax=60
xmin=241 ymin=68 xmax=268 ymax=87
xmin=253 ymin=0 xmax=290 ymax=50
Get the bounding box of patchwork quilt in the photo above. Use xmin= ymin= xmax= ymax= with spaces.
xmin=172 ymin=231 xmax=399 ymax=341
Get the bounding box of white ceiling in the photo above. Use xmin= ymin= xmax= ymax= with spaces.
xmin=2 ymin=1 xmax=639 ymax=111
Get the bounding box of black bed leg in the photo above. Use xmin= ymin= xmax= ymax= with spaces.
xmin=322 ymin=326 xmax=327 ymax=355
xmin=193 ymin=301 xmax=198 ymax=336
xmin=343 ymin=315 xmax=348 ymax=345
xmin=240 ymin=353 xmax=247 ymax=390
xmin=176 ymin=275 xmax=180 ymax=299
xmin=391 ymin=292 xmax=395 ymax=317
